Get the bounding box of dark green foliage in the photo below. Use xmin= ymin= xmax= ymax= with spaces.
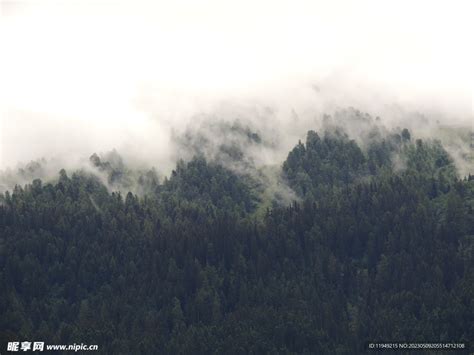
xmin=158 ymin=157 xmax=258 ymax=219
xmin=0 ymin=129 xmax=472 ymax=354
xmin=283 ymin=130 xmax=367 ymax=197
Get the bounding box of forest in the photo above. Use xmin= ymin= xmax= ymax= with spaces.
xmin=0 ymin=111 xmax=473 ymax=354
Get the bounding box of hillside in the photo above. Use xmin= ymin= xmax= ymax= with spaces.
xmin=0 ymin=122 xmax=473 ymax=354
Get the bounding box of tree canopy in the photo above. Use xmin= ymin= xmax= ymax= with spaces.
xmin=1 ymin=123 xmax=473 ymax=354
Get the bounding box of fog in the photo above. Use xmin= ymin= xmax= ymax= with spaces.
xmin=1 ymin=0 xmax=472 ymax=179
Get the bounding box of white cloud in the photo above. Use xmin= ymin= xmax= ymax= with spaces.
xmin=0 ymin=0 xmax=472 ymax=169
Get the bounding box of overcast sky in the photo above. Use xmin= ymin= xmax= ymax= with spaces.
xmin=0 ymin=0 xmax=472 ymax=169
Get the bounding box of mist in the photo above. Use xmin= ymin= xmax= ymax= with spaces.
xmin=1 ymin=0 xmax=472 ymax=182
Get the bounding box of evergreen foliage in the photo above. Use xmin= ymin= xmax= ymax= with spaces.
xmin=0 ymin=126 xmax=472 ymax=354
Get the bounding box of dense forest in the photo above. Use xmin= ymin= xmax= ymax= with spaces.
xmin=0 ymin=111 xmax=473 ymax=354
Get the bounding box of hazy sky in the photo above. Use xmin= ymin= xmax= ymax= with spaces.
xmin=0 ymin=0 xmax=472 ymax=169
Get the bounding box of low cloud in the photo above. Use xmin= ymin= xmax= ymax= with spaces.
xmin=1 ymin=0 xmax=472 ymax=182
